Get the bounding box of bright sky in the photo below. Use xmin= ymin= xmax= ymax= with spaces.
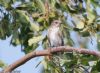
xmin=0 ymin=37 xmax=43 ymax=73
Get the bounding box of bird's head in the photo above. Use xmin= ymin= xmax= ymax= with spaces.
xmin=51 ymin=20 xmax=62 ymax=27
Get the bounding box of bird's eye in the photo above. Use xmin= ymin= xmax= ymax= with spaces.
xmin=55 ymin=22 xmax=58 ymax=24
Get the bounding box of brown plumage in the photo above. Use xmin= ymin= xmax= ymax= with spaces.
xmin=47 ymin=20 xmax=64 ymax=48
xmin=47 ymin=20 xmax=64 ymax=70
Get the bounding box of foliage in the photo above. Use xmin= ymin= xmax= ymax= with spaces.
xmin=44 ymin=53 xmax=99 ymax=73
xmin=0 ymin=0 xmax=100 ymax=73
xmin=0 ymin=60 xmax=7 ymax=69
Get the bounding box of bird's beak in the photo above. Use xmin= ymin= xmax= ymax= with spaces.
xmin=59 ymin=21 xmax=62 ymax=24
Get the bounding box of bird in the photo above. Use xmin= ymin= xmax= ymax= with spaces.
xmin=47 ymin=20 xmax=64 ymax=55
xmin=47 ymin=20 xmax=64 ymax=48
xmin=47 ymin=20 xmax=64 ymax=73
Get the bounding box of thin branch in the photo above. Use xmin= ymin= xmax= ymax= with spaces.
xmin=1 ymin=46 xmax=100 ymax=73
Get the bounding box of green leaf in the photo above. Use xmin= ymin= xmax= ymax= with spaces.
xmin=16 ymin=10 xmax=40 ymax=31
xmin=0 ymin=0 xmax=11 ymax=8
xmin=95 ymin=60 xmax=100 ymax=72
xmin=28 ymin=35 xmax=44 ymax=46
xmin=76 ymin=21 xmax=84 ymax=29
xmin=91 ymin=0 xmax=100 ymax=7
xmin=42 ymin=36 xmax=49 ymax=49
xmin=0 ymin=28 xmax=6 ymax=39
xmin=29 ymin=22 xmax=40 ymax=32
xmin=37 ymin=17 xmax=45 ymax=22
xmin=16 ymin=2 xmax=35 ymax=10
xmin=16 ymin=10 xmax=29 ymax=24
xmin=24 ymin=44 xmax=38 ymax=54
xmin=91 ymin=60 xmax=100 ymax=72
xmin=0 ymin=60 xmax=7 ymax=69
xmin=86 ymin=0 xmax=95 ymax=24
xmin=35 ymin=0 xmax=45 ymax=14
xmin=72 ymin=15 xmax=85 ymax=30
xmin=11 ymin=32 xmax=20 ymax=46
xmin=80 ymin=31 xmax=90 ymax=37
xmin=50 ymin=0 xmax=56 ymax=9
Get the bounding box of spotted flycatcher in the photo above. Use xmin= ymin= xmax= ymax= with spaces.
xmin=47 ymin=20 xmax=64 ymax=48
xmin=47 ymin=20 xmax=64 ymax=70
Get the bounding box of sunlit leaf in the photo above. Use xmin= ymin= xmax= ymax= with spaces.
xmin=72 ymin=15 xmax=85 ymax=30
xmin=35 ymin=0 xmax=45 ymax=14
xmin=89 ymin=61 xmax=97 ymax=66
xmin=49 ymin=12 xmax=56 ymax=18
xmin=76 ymin=22 xmax=84 ymax=29
xmin=0 ymin=60 xmax=7 ymax=69
xmin=29 ymin=22 xmax=40 ymax=32
xmin=28 ymin=35 xmax=44 ymax=46
xmin=37 ymin=17 xmax=45 ymax=22
xmin=32 ymin=13 xmax=40 ymax=18
xmin=86 ymin=0 xmax=95 ymax=24
xmin=16 ymin=2 xmax=35 ymax=10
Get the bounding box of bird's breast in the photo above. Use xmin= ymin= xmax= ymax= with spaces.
xmin=48 ymin=27 xmax=63 ymax=47
xmin=49 ymin=27 xmax=59 ymax=40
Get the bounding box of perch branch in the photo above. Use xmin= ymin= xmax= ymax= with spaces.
xmin=1 ymin=46 xmax=100 ymax=73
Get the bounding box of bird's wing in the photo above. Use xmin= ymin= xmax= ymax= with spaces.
xmin=47 ymin=28 xmax=51 ymax=47
xmin=57 ymin=29 xmax=64 ymax=46
xmin=57 ymin=28 xmax=63 ymax=39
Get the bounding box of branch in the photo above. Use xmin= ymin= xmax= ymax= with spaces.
xmin=1 ymin=46 xmax=100 ymax=73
